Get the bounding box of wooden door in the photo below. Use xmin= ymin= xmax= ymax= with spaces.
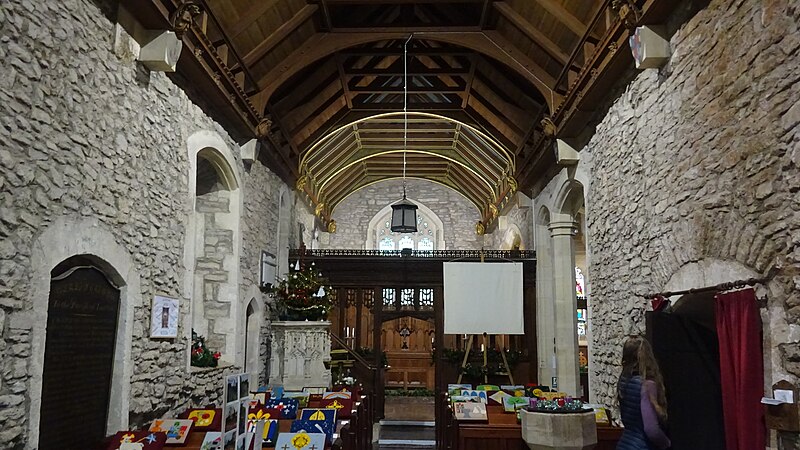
xmin=39 ymin=266 xmax=120 ymax=450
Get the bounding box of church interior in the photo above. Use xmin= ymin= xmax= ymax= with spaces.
xmin=1 ymin=0 xmax=798 ymax=449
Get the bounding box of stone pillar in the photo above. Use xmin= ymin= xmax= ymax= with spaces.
xmin=535 ymin=220 xmax=557 ymax=388
xmin=269 ymin=321 xmax=331 ymax=390
xmin=549 ymin=214 xmax=580 ymax=396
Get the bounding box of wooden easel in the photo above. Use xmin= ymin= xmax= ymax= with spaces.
xmin=456 ymin=332 xmax=514 ymax=385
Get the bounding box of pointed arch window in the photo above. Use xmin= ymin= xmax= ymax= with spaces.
xmin=379 ymin=237 xmax=395 ymax=251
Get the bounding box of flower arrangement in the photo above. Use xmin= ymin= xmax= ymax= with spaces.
xmin=191 ymin=329 xmax=221 ymax=367
xmin=266 ymin=261 xmax=333 ymax=321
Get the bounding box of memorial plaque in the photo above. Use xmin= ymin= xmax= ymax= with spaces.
xmin=38 ymin=266 xmax=120 ymax=450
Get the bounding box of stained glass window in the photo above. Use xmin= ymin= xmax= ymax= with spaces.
xmin=398 ymin=236 xmax=414 ymax=250
xmin=575 ymin=267 xmax=585 ymax=298
xmin=418 ymin=237 xmax=434 ymax=251
xmin=400 ymin=288 xmax=414 ymax=309
xmin=371 ymin=202 xmax=441 ymax=250
xmin=379 ymin=237 xmax=395 ymax=250
xmin=383 ymin=288 xmax=395 ymax=308
xmin=419 ymin=288 xmax=434 ymax=309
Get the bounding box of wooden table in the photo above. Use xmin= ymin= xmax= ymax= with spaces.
xmin=456 ymin=405 xmax=528 ymax=450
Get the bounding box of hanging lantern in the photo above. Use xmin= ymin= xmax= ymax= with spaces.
xmin=391 ymin=196 xmax=418 ymax=233
xmin=390 ymin=34 xmax=419 ymax=234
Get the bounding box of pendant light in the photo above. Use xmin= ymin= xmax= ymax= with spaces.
xmin=390 ymin=35 xmax=419 ymax=234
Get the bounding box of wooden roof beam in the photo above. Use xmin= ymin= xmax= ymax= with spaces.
xmin=335 ymin=57 xmax=354 ymax=110
xmin=252 ymin=32 xmax=559 ymax=113
xmin=228 ymin=0 xmax=282 ymax=40
xmin=494 ymin=2 xmax=575 ymax=67
xmin=534 ymin=0 xmax=599 ymax=40
xmin=314 ymin=0 xmax=484 ymax=4
xmin=241 ymin=4 xmax=318 ymax=67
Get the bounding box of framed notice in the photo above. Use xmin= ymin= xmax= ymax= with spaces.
xmin=151 ymin=295 xmax=179 ymax=338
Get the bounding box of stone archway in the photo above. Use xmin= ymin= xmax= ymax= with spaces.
xmin=39 ymin=259 xmax=121 ymax=450
xmin=28 ymin=217 xmax=141 ymax=448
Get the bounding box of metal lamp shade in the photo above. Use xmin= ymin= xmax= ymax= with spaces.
xmin=390 ymin=197 xmax=418 ymax=233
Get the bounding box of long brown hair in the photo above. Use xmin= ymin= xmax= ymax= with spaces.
xmin=618 ymin=336 xmax=668 ymax=421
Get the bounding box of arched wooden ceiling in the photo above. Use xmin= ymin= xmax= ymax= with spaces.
xmin=125 ymin=0 xmax=674 ymax=228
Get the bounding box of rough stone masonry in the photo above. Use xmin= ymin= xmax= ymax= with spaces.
xmin=0 ymin=0 xmax=288 ymax=447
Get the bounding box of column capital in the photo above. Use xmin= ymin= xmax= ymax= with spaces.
xmin=548 ymin=220 xmax=578 ymax=237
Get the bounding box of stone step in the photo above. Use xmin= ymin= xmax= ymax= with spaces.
xmin=377 ymin=420 xmax=436 ymax=447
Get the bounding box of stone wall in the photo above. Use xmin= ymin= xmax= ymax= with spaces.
xmin=195 ymin=189 xmax=235 ymax=353
xmin=322 ymin=178 xmax=483 ymax=250
xmin=570 ymin=0 xmax=799 ymax=432
xmin=0 ymin=0 xmax=287 ymax=447
xmin=487 ymin=197 xmax=533 ymax=250
xmin=238 ymin=160 xmax=285 ymax=385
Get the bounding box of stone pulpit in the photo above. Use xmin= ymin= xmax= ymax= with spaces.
xmin=269 ymin=321 xmax=332 ymax=390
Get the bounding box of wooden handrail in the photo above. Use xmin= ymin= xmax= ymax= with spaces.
xmin=329 ymin=331 xmax=376 ymax=371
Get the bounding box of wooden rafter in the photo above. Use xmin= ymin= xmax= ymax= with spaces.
xmin=494 ymin=2 xmax=574 ymax=67
xmin=227 ymin=0 xmax=282 ymax=40
xmin=252 ymin=31 xmax=558 ymax=114
xmin=533 ymin=0 xmax=595 ymax=39
xmin=241 ymin=4 xmax=318 ymax=67
xmin=460 ymin=55 xmax=477 ymax=109
xmin=336 ymin=54 xmax=354 ymax=109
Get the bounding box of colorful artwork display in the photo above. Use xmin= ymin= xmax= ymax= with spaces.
xmin=503 ymin=395 xmax=530 ymax=412
xmin=261 ymin=419 xmax=279 ymax=446
xmin=150 ymin=295 xmax=179 ymax=338
xmin=200 ymin=432 xmax=222 ymax=450
xmin=282 ymin=391 xmax=310 ymax=408
xmin=447 ymin=384 xmax=472 ymax=395
xmin=299 ymin=408 xmax=337 ymax=423
xmin=453 ymin=402 xmax=488 ymax=421
xmin=302 ymin=386 xmax=326 ymax=395
xmin=322 ymin=391 xmax=352 ymax=400
xmin=460 ymin=390 xmax=488 ymax=403
xmin=149 ymin=419 xmax=193 ymax=445
xmin=181 ymin=408 xmax=222 ymax=431
xmin=489 ymin=390 xmax=511 ymax=406
xmin=321 ymin=398 xmax=353 ymax=419
xmin=262 ymin=397 xmax=299 ymax=419
xmin=291 ymin=418 xmax=335 ymax=443
xmin=274 ymin=431 xmax=326 ymax=450
xmin=475 ymin=384 xmax=499 ymax=391
xmin=222 ymin=373 xmax=251 ymax=450
xmin=107 ymin=431 xmax=167 ymax=450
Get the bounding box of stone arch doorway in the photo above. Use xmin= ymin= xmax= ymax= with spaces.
xmin=39 ymin=256 xmax=121 ymax=450
xmin=244 ymin=297 xmax=264 ymax=383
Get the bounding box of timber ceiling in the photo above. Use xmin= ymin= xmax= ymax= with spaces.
xmin=124 ymin=0 xmax=672 ymax=229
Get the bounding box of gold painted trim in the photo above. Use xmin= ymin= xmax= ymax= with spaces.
xmin=317 ymin=149 xmax=497 ymax=199
xmin=300 ymin=111 xmax=515 ymax=169
xmin=329 ymin=176 xmax=485 ymax=215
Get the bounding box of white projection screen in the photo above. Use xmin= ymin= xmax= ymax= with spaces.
xmin=443 ymin=262 xmax=524 ymax=335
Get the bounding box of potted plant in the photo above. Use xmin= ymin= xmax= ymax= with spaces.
xmin=265 ymin=261 xmax=333 ymax=321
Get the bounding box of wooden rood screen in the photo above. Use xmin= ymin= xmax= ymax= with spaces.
xmin=290 ymin=249 xmax=537 ymax=423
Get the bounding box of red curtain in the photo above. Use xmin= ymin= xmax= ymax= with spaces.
xmin=715 ymin=288 xmax=765 ymax=450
